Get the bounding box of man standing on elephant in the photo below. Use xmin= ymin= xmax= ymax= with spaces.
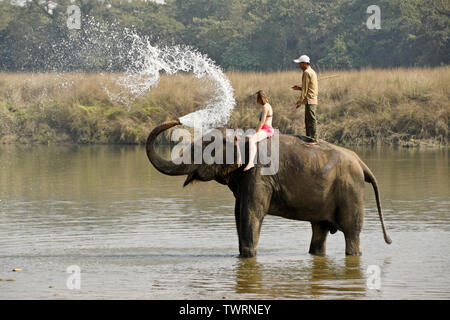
xmin=292 ymin=55 xmax=319 ymax=142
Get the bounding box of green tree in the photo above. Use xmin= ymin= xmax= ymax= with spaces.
xmin=0 ymin=0 xmax=448 ymax=71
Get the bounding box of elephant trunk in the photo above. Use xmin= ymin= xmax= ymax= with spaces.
xmin=146 ymin=120 xmax=195 ymax=176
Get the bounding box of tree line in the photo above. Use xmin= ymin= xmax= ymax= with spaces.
xmin=0 ymin=0 xmax=448 ymax=72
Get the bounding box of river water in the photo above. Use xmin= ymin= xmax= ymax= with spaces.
xmin=0 ymin=144 xmax=448 ymax=299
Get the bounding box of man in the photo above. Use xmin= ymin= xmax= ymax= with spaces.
xmin=292 ymin=55 xmax=319 ymax=142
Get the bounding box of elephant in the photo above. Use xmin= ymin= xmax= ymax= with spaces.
xmin=146 ymin=120 xmax=392 ymax=258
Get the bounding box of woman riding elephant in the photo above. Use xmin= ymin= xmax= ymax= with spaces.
xmin=146 ymin=120 xmax=392 ymax=257
xmin=243 ymin=90 xmax=275 ymax=172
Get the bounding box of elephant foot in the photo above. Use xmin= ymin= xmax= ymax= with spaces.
xmin=345 ymin=251 xmax=362 ymax=256
xmin=309 ymin=223 xmax=328 ymax=256
xmin=240 ymin=247 xmax=256 ymax=258
xmin=344 ymin=233 xmax=362 ymax=256
xmin=308 ymin=246 xmax=326 ymax=256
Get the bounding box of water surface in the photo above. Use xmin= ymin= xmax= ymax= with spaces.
xmin=0 ymin=145 xmax=448 ymax=299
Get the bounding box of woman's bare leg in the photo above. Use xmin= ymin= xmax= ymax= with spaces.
xmin=235 ymin=137 xmax=243 ymax=167
xmin=243 ymin=130 xmax=268 ymax=171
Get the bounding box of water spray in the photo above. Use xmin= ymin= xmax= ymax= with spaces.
xmin=48 ymin=17 xmax=236 ymax=131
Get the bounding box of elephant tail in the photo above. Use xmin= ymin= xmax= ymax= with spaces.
xmin=359 ymin=160 xmax=392 ymax=244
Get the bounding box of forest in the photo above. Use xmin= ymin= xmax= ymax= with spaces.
xmin=0 ymin=0 xmax=449 ymax=72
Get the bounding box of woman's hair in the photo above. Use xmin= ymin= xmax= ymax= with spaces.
xmin=255 ymin=90 xmax=269 ymax=105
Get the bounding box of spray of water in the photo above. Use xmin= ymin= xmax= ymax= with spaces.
xmin=48 ymin=17 xmax=236 ymax=130
xmin=111 ymin=33 xmax=235 ymax=129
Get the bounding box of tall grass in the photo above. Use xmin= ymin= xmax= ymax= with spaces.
xmin=0 ymin=67 xmax=448 ymax=145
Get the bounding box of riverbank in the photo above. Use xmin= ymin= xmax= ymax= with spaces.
xmin=0 ymin=67 xmax=448 ymax=146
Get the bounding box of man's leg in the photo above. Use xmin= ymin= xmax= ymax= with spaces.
xmin=305 ymin=104 xmax=317 ymax=141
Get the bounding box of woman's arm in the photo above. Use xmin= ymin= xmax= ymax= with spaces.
xmin=256 ymin=104 xmax=270 ymax=132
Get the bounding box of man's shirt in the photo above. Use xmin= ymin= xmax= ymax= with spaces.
xmin=300 ymin=66 xmax=318 ymax=105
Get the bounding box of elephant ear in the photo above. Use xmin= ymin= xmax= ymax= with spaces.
xmin=182 ymin=132 xmax=243 ymax=187
xmin=217 ymin=164 xmax=241 ymax=184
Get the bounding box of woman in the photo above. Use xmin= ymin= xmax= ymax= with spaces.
xmin=243 ymin=90 xmax=274 ymax=171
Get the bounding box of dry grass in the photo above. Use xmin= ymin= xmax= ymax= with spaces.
xmin=0 ymin=67 xmax=448 ymax=145
xmin=227 ymin=68 xmax=449 ymax=146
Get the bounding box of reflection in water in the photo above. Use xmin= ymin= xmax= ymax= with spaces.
xmin=0 ymin=145 xmax=449 ymax=299
xmin=308 ymin=257 xmax=364 ymax=298
xmin=234 ymin=256 xmax=366 ymax=299
xmin=235 ymin=258 xmax=264 ymax=295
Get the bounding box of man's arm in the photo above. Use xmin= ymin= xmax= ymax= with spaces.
xmin=296 ymin=73 xmax=310 ymax=109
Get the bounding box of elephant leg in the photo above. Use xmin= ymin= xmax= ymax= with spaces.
xmin=309 ymin=222 xmax=329 ymax=255
xmin=238 ymin=177 xmax=271 ymax=258
xmin=239 ymin=198 xmax=265 ymax=258
xmin=234 ymin=198 xmax=242 ymax=255
xmin=338 ymin=190 xmax=364 ymax=256
xmin=344 ymin=232 xmax=362 ymax=256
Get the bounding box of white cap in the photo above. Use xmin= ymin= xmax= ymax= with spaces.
xmin=293 ymin=55 xmax=310 ymax=64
